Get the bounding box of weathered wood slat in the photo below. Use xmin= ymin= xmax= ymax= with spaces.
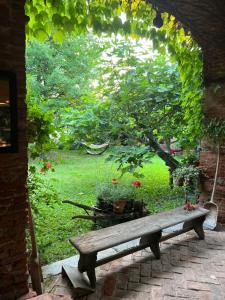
xmin=62 ymin=264 xmax=94 ymax=296
xmin=70 ymin=207 xmax=208 ymax=254
xmin=73 ymin=226 xmax=193 ymax=269
xmin=66 ymin=206 xmax=208 ymax=289
xmin=63 ymin=200 xmax=105 ymax=213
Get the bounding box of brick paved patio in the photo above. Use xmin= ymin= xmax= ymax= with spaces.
xmin=33 ymin=230 xmax=225 ymax=300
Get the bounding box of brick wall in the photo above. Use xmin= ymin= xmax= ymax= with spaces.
xmin=200 ymin=82 xmax=225 ymax=224
xmin=0 ymin=0 xmax=224 ymax=298
xmin=200 ymin=149 xmax=225 ymax=224
xmin=147 ymin=0 xmax=225 ymax=225
xmin=0 ymin=1 xmax=29 ymax=299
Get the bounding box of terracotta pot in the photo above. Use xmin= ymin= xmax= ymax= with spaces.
xmin=113 ymin=200 xmax=127 ymax=214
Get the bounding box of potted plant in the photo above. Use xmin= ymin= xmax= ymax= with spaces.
xmin=173 ymin=165 xmax=200 ymax=204
xmin=96 ymin=179 xmax=142 ymax=214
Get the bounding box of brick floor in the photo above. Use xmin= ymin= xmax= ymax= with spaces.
xmin=41 ymin=231 xmax=225 ymax=300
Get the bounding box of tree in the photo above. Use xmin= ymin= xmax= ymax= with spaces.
xmin=26 ymin=35 xmax=105 ymax=105
xmin=26 ymin=33 xmax=202 ymax=179
xmin=91 ymin=39 xmax=184 ymax=174
xmin=26 ymin=35 xmax=107 ymax=153
xmin=25 ymin=0 xmax=203 ymax=160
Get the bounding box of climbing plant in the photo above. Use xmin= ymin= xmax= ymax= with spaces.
xmin=25 ymin=0 xmax=203 ymax=144
xmin=203 ymin=118 xmax=225 ymax=145
xmin=25 ymin=0 xmax=155 ymax=41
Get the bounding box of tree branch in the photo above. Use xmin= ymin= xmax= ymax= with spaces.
xmin=63 ymin=200 xmax=105 ymax=213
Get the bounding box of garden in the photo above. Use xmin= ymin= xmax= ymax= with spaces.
xmin=29 ymin=150 xmax=188 ymax=263
xmin=25 ymin=2 xmax=208 ymax=265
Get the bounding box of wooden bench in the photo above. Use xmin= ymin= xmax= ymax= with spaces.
xmin=64 ymin=206 xmax=208 ymax=290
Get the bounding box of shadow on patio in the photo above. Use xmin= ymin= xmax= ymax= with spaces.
xmin=24 ymin=230 xmax=225 ymax=300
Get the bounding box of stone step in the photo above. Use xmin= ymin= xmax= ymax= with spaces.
xmin=32 ymin=294 xmax=54 ymax=300
xmin=19 ymin=292 xmax=72 ymax=300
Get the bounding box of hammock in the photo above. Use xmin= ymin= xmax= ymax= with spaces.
xmin=81 ymin=141 xmax=109 ymax=155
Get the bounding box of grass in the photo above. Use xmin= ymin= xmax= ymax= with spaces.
xmin=29 ymin=149 xmax=185 ymax=264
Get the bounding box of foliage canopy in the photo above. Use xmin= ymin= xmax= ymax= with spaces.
xmin=26 ymin=0 xmax=203 ymax=176
xmin=25 ymin=0 xmax=203 ymax=143
xmin=27 ymin=34 xmax=200 ymax=176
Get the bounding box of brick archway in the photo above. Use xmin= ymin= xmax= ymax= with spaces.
xmin=147 ymin=0 xmax=225 ymax=224
xmin=0 ymin=1 xmax=225 ymax=299
xmin=147 ymin=0 xmax=225 ymax=82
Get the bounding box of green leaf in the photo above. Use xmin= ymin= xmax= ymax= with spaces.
xmin=35 ymin=29 xmax=49 ymax=41
xmin=52 ymin=14 xmax=63 ymax=26
xmin=53 ymin=30 xmax=65 ymax=42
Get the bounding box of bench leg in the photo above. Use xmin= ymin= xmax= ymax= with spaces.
xmin=192 ymin=216 xmax=206 ymax=240
xmin=87 ymin=268 xmax=96 ymax=289
xmin=78 ymin=252 xmax=97 ymax=289
xmin=140 ymin=231 xmax=162 ymax=259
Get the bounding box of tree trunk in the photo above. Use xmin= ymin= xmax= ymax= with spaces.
xmin=165 ymin=138 xmax=171 ymax=154
xmin=168 ymin=167 xmax=174 ymax=189
xmin=165 ymin=139 xmax=174 ymax=189
xmin=146 ymin=132 xmax=180 ymax=172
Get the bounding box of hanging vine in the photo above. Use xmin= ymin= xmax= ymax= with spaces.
xmin=25 ymin=0 xmax=203 ymax=143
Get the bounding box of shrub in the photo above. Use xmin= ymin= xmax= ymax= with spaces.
xmin=27 ymin=167 xmax=62 ymax=263
xmin=28 ymin=168 xmax=59 ymax=215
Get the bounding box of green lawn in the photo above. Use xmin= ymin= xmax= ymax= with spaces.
xmin=29 ymin=150 xmax=184 ymax=264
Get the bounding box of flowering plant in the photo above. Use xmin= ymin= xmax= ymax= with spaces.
xmin=40 ymin=161 xmax=54 ymax=173
xmin=173 ymin=165 xmax=200 ymax=185
xmin=96 ymin=179 xmax=142 ymax=203
xmin=173 ymin=165 xmax=200 ymax=205
xmin=132 ymin=180 xmax=141 ymax=187
xmin=184 ymin=202 xmax=198 ymax=211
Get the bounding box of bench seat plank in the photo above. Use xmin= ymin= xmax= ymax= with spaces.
xmin=70 ymin=206 xmax=208 ymax=254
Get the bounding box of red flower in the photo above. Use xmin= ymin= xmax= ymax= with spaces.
xmin=184 ymin=202 xmax=197 ymax=211
xmin=40 ymin=162 xmax=53 ymax=173
xmin=46 ymin=162 xmax=52 ymax=169
xmin=132 ymin=180 xmax=141 ymax=188
xmin=112 ymin=178 xmax=119 ymax=185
